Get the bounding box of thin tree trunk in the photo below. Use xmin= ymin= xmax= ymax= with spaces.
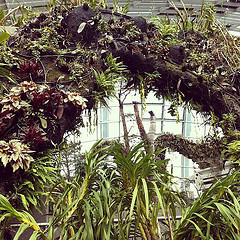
xmin=133 ymin=101 xmax=148 ymax=141
xmin=167 ymin=208 xmax=174 ymax=240
xmin=119 ymin=99 xmax=130 ymax=154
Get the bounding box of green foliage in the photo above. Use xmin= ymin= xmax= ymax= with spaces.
xmin=0 ymin=32 xmax=10 ymax=43
xmin=146 ymin=3 xmax=239 ymax=134
xmin=57 ymin=138 xmax=83 ymax=180
xmin=0 ymin=62 xmax=17 ymax=93
xmin=197 ymin=3 xmax=217 ymax=33
xmin=112 ymin=0 xmax=131 ymax=14
xmin=219 ymin=114 xmax=240 ymax=165
xmin=10 ymin=5 xmax=36 ymax=27
xmin=111 ymin=141 xmax=173 ymax=239
xmin=46 ymin=140 xmax=175 ymax=239
xmin=166 ymin=1 xmax=217 ymax=33
xmin=1 ymin=140 xmax=240 ymax=239
xmin=1 ymin=2 xmax=240 ymax=239
xmin=166 ymin=0 xmax=189 ymax=31
xmin=0 ymin=4 xmax=36 ymax=27
xmin=16 ymin=152 xmax=59 ymax=211
xmin=49 ymin=0 xmax=130 ymax=12
xmin=93 ymin=54 xmax=128 ymax=108
xmin=224 ymin=141 xmax=240 ymax=165
xmin=148 ymin=16 xmax=179 ymax=46
xmin=173 ymin=169 xmax=240 ymax=240
xmin=49 ymin=0 xmax=107 ymax=9
xmin=24 ymin=25 xmax=62 ymax=57
xmin=0 ymin=32 xmax=18 ymax=93
xmin=219 ymin=114 xmax=237 ymax=138
xmin=0 ymin=194 xmax=48 ymax=240
xmin=0 ymin=8 xmax=7 ymax=26
xmin=48 ymin=139 xmax=113 ymax=239
xmin=155 ymin=133 xmax=224 ymax=169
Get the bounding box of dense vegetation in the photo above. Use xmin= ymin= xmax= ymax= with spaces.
xmin=0 ymin=0 xmax=240 ymax=239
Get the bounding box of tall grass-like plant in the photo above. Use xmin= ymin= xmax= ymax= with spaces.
xmin=173 ymin=168 xmax=240 ymax=240
xmin=111 ymin=141 xmax=181 ymax=240
xmin=1 ymin=139 xmax=240 ymax=239
xmin=0 ymin=194 xmax=48 ymax=240
xmin=48 ymin=139 xmax=117 ymax=240
xmin=45 ymin=140 xmax=179 ymax=240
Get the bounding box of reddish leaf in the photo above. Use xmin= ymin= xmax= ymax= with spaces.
xmin=57 ymin=105 xmax=64 ymax=120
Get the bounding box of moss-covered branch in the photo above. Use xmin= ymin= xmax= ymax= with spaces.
xmin=155 ymin=133 xmax=224 ymax=169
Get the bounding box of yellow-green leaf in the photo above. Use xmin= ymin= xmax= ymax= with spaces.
xmin=12 ymin=151 xmax=20 ymax=161
xmin=39 ymin=117 xmax=47 ymax=129
xmin=1 ymin=154 xmax=9 ymax=167
xmin=14 ymin=223 xmax=29 ymax=240
xmin=0 ymin=32 xmax=10 ymax=43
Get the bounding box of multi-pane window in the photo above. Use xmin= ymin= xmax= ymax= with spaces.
xmin=99 ymin=103 xmax=109 ymax=139
xmin=80 ymin=92 xmax=209 ymax=183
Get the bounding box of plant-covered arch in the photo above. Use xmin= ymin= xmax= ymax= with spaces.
xmin=0 ymin=0 xmax=240 ymax=197
xmin=1 ymin=1 xmax=240 ymax=239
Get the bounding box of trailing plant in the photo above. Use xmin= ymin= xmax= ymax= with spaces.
xmin=155 ymin=133 xmax=224 ymax=169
